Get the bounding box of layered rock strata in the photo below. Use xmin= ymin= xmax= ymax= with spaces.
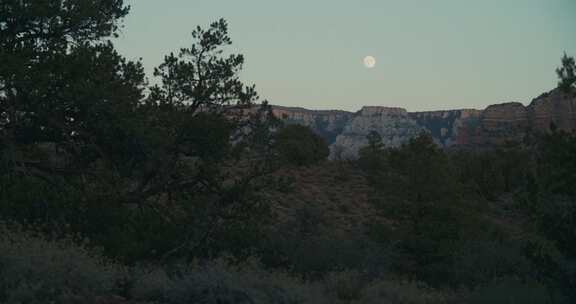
xmin=268 ymin=88 xmax=576 ymax=158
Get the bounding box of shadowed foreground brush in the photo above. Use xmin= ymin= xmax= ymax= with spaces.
xmin=0 ymin=223 xmax=468 ymax=304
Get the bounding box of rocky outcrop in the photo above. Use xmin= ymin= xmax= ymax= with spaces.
xmin=476 ymin=102 xmax=529 ymax=146
xmin=409 ymin=109 xmax=482 ymax=147
xmin=271 ymin=106 xmax=353 ymax=144
xmin=331 ymin=107 xmax=422 ymax=159
xmin=528 ymin=89 xmax=576 ymax=133
xmin=269 ymin=88 xmax=576 ymax=158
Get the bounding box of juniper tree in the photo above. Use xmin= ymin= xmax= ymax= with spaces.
xmin=0 ymin=6 xmax=277 ymax=261
xmin=557 ymin=53 xmax=575 ymax=92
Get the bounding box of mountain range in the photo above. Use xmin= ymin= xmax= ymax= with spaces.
xmin=270 ymin=88 xmax=576 ymax=158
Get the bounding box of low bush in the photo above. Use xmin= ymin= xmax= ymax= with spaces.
xmin=0 ymin=223 xmax=122 ymax=304
xmin=0 ymin=224 xmax=465 ymax=304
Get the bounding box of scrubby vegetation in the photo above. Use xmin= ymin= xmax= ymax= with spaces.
xmin=1 ymin=1 xmax=575 ymax=303
xmin=273 ymin=124 xmax=329 ymax=167
xmin=357 ymin=131 xmax=575 ymax=302
xmin=0 ymin=224 xmax=466 ymax=304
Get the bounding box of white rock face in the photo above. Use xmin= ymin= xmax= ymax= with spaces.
xmin=330 ymin=106 xmax=423 ymax=159
xmin=268 ymin=88 xmax=575 ymax=158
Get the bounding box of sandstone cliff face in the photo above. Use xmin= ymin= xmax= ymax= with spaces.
xmin=331 ymin=107 xmax=422 ymax=159
xmin=409 ymin=109 xmax=482 ymax=147
xmin=271 ymin=106 xmax=353 ymax=144
xmin=269 ymin=88 xmax=576 ymax=158
xmin=528 ymin=89 xmax=576 ymax=133
xmin=477 ymin=102 xmax=529 ymax=146
xmin=272 ymin=106 xmax=484 ymax=158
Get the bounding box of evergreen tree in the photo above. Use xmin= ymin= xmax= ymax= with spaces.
xmin=557 ymin=53 xmax=576 ymax=92
xmin=273 ymin=124 xmax=329 ymax=166
xmin=366 ymin=130 xmax=384 ymax=152
xmin=0 ymin=9 xmax=277 ymax=261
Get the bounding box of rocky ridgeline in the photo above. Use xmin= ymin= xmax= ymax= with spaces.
xmin=272 ymin=88 xmax=576 ymax=158
xmin=409 ymin=109 xmax=483 ymax=147
xmin=529 ymin=89 xmax=576 ymax=133
xmin=271 ymin=106 xmax=354 ymax=144
xmin=478 ymin=102 xmax=529 ymax=146
xmin=331 ymin=107 xmax=422 ymax=159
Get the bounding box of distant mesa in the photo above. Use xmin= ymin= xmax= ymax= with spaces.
xmin=270 ymin=88 xmax=576 ymax=158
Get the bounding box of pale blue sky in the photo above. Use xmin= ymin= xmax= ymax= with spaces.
xmin=114 ymin=0 xmax=576 ymax=111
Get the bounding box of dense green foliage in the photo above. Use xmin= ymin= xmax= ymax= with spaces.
xmin=1 ymin=225 xmax=465 ymax=304
xmin=357 ymin=129 xmax=576 ymax=301
xmin=557 ymin=53 xmax=576 ymax=92
xmin=1 ymin=3 xmax=575 ymax=302
xmin=0 ymin=1 xmax=275 ymax=262
xmin=273 ymin=124 xmax=329 ymax=166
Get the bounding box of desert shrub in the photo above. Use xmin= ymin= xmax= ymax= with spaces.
xmin=0 ymin=223 xmax=123 ymax=304
xmin=466 ymin=277 xmax=567 ymax=304
xmin=3 ymin=223 xmax=533 ymax=304
xmin=513 ymin=131 xmax=576 ymax=296
xmin=359 ymin=134 xmax=476 ymax=285
xmin=322 ymin=271 xmax=369 ymax=302
xmin=129 ymin=258 xmax=325 ymax=304
xmin=278 ymin=234 xmax=383 ymax=275
xmin=321 ymin=271 xmax=457 ymax=304
xmin=450 ymin=147 xmax=532 ymax=201
xmin=130 ymin=262 xmax=462 ymax=304
xmin=259 ymin=203 xmax=390 ymax=276
xmin=0 ymin=224 xmax=323 ymax=304
xmin=273 ymin=124 xmax=329 ymax=166
xmin=358 ymin=279 xmax=458 ymax=304
xmin=358 ymin=133 xmax=552 ymax=289
xmin=449 ymin=238 xmax=539 ymax=289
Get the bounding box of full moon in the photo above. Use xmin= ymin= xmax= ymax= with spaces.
xmin=363 ymin=56 xmax=376 ymax=68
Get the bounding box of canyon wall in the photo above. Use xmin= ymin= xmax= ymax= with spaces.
xmin=529 ymin=89 xmax=576 ymax=133
xmin=331 ymin=107 xmax=423 ymax=159
xmin=409 ymin=109 xmax=482 ymax=147
xmin=271 ymin=88 xmax=576 ymax=158
xmin=271 ymin=106 xmax=353 ymax=144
